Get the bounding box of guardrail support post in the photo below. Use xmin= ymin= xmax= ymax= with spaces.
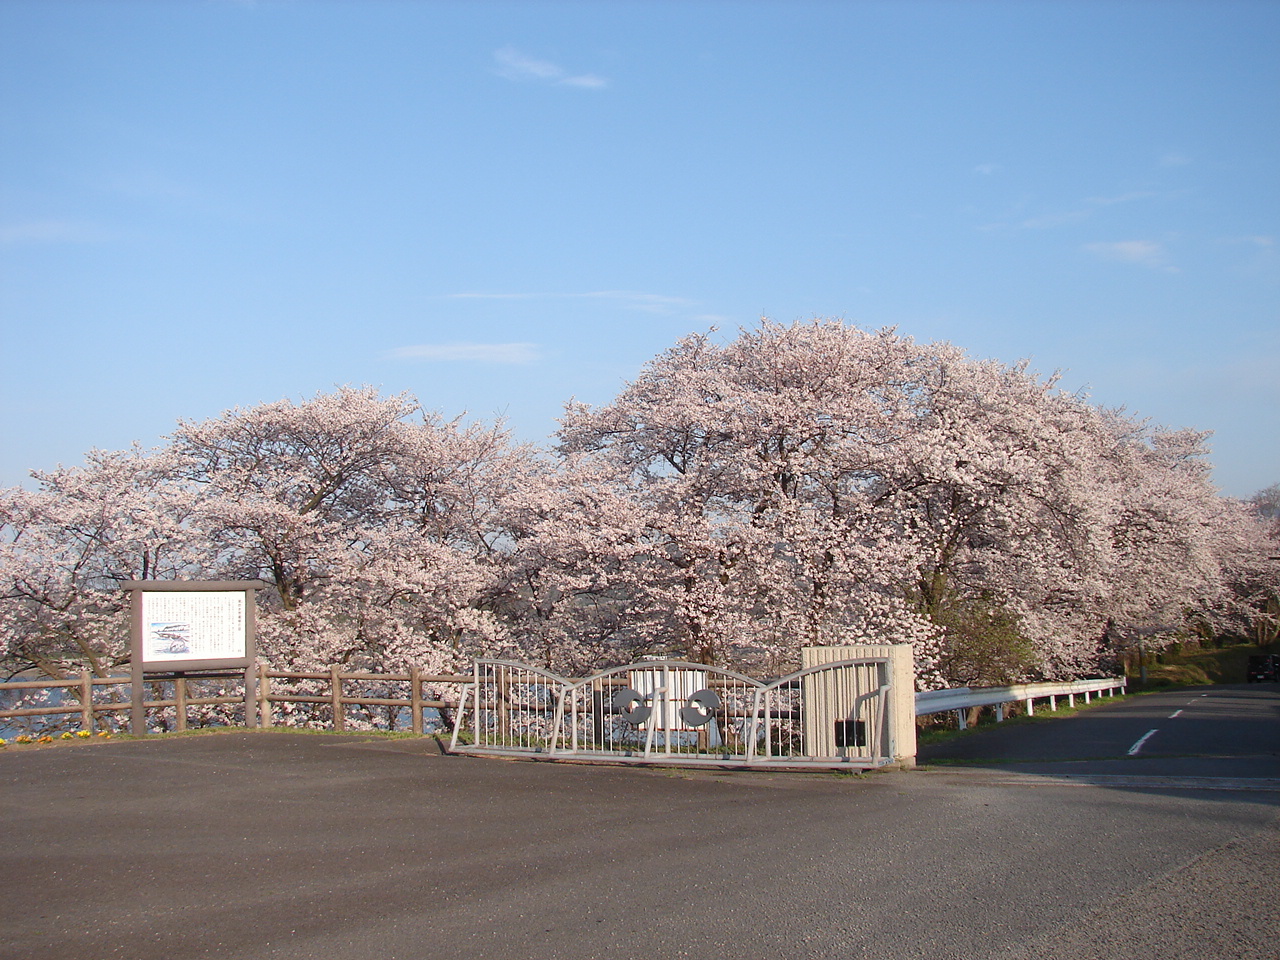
xmin=1025 ymin=697 xmax=1034 ymax=716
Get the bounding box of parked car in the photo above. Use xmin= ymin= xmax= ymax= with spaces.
xmin=1246 ymin=655 xmax=1280 ymax=682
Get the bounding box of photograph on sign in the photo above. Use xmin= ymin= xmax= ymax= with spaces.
xmin=140 ymin=591 xmax=247 ymax=663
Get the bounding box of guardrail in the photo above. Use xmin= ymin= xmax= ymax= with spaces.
xmin=915 ymin=677 xmax=1127 ymax=729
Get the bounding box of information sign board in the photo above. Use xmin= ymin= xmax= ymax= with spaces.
xmin=126 ymin=581 xmax=262 ymax=671
xmin=140 ymin=590 xmax=248 ymax=663
xmin=124 ymin=581 xmax=265 ymax=733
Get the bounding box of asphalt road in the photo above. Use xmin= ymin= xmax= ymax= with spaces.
xmin=2 ymin=684 xmax=1277 ymax=960
xmin=920 ymin=682 xmax=1280 ymax=780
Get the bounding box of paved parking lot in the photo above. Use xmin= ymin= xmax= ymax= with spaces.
xmin=2 ymin=691 xmax=1277 ymax=960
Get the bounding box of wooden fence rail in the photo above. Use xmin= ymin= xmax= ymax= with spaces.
xmin=0 ymin=666 xmax=471 ymax=736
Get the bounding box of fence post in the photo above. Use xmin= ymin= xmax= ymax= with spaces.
xmin=330 ymin=665 xmax=344 ymax=732
xmin=410 ymin=666 xmax=423 ymax=735
xmin=80 ymin=670 xmax=93 ymax=732
xmin=175 ymin=676 xmax=187 ymax=732
xmin=258 ymin=663 xmax=271 ymax=727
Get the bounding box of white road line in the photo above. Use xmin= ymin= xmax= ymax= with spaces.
xmin=1128 ymin=729 xmax=1158 ymax=755
xmin=1169 ymin=709 xmax=1183 ymax=718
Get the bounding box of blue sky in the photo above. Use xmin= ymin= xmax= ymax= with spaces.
xmin=1 ymin=0 xmax=1277 ymax=497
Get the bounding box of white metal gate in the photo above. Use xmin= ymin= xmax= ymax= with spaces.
xmin=451 ymin=657 xmax=896 ymax=769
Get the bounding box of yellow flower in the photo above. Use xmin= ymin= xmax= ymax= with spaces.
xmin=38 ymin=735 xmax=53 ymax=743
xmin=76 ymin=730 xmax=92 ymax=738
xmin=60 ymin=732 xmax=74 ymax=740
xmin=15 ymin=735 xmax=32 ymax=744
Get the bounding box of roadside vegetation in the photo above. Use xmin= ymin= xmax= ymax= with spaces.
xmin=1134 ymin=638 xmax=1276 ymax=687
xmin=0 ymin=724 xmax=428 ymax=750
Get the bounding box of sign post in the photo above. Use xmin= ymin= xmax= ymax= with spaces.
xmin=124 ymin=581 xmax=265 ymax=735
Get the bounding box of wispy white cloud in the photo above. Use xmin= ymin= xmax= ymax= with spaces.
xmin=975 ymin=204 xmax=1093 ymax=232
xmin=981 ymin=190 xmax=1169 ymax=233
xmin=1084 ymin=190 xmax=1159 ymax=207
xmin=445 ymin=290 xmax=692 ymax=313
xmin=1083 ymin=240 xmax=1174 ymax=270
xmin=446 ymin=292 xmax=541 ymax=301
xmin=559 ymin=74 xmax=608 ymax=89
xmin=493 ymin=46 xmax=608 ymax=89
xmin=494 ymin=47 xmax=561 ymax=81
xmin=1219 ymin=234 xmax=1276 ymax=248
xmin=389 ymin=342 xmax=540 ymax=364
xmin=0 ymin=220 xmax=111 ymax=244
xmin=577 ymin=290 xmax=690 ymax=311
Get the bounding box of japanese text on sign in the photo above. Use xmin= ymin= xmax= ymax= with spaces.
xmin=140 ymin=591 xmax=247 ymax=663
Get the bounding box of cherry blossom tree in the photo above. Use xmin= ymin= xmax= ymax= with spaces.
xmin=1194 ymin=489 xmax=1280 ymax=648
xmin=553 ymin=320 xmax=1260 ymax=684
xmin=170 ymin=387 xmax=538 ymax=672
xmin=2 ymin=338 xmax=1273 ymax=691
xmin=555 ymin=323 xmax=954 ymax=676
xmin=1 ymin=388 xmax=541 ymax=678
xmin=1251 ymin=483 xmax=1280 ymax=533
xmin=498 ymin=457 xmax=659 ymax=673
xmin=0 ymin=446 xmax=199 ymax=679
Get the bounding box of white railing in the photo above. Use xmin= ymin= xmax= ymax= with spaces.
xmin=450 ymin=657 xmax=898 ymax=769
xmin=915 ymin=677 xmax=1126 ymax=729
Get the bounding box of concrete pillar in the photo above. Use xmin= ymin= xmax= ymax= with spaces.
xmin=802 ymin=644 xmax=917 ymax=768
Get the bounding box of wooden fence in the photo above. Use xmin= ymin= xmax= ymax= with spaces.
xmin=0 ymin=666 xmax=471 ymax=737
